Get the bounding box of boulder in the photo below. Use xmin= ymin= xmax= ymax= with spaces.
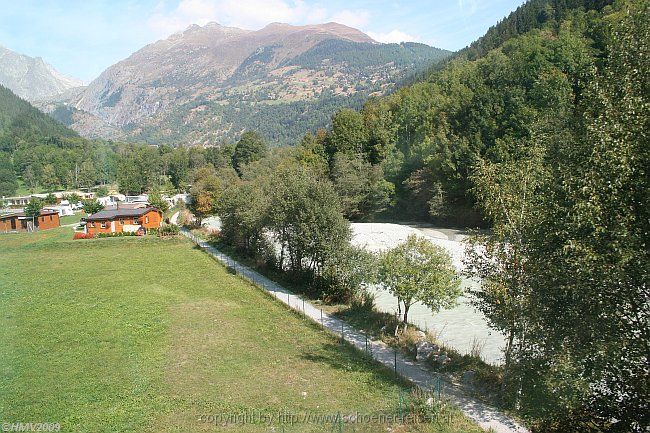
xmin=415 ymin=341 xmax=439 ymax=362
xmin=462 ymin=370 xmax=476 ymax=386
xmin=437 ymin=353 xmax=449 ymax=364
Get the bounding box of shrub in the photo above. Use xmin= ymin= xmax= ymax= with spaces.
xmin=158 ymin=224 xmax=180 ymax=236
xmin=72 ymin=232 xmax=95 ymax=240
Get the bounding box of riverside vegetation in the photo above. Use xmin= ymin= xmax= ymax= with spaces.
xmin=185 ymin=2 xmax=649 ymax=432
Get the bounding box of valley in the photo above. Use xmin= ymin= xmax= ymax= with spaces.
xmin=0 ymin=1 xmax=647 ymax=432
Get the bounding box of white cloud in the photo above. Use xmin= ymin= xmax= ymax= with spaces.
xmin=457 ymin=0 xmax=478 ymax=14
xmin=329 ymin=9 xmax=370 ymax=29
xmin=147 ymin=0 xmax=371 ymax=39
xmin=367 ymin=29 xmax=419 ymax=44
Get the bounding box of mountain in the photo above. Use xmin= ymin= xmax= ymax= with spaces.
xmin=0 ymin=46 xmax=83 ymax=102
xmin=320 ymin=0 xmax=617 ymax=224
xmin=0 ymin=84 xmax=122 ymax=198
xmin=39 ymin=22 xmax=450 ymax=146
xmin=0 ymin=84 xmax=78 ymax=141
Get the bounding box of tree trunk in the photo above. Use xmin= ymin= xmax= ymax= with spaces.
xmin=395 ymin=299 xmax=402 ymax=337
xmin=502 ymin=329 xmax=515 ymax=394
xmin=403 ymin=303 xmax=411 ymax=333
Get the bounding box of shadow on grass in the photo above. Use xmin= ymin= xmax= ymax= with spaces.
xmin=300 ymin=341 xmax=414 ymax=389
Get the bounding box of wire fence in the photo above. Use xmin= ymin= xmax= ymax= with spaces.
xmin=181 ymin=229 xmax=446 ymax=387
xmin=180 ymin=228 xmax=529 ymax=433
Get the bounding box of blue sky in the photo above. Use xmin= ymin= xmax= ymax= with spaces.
xmin=0 ymin=0 xmax=526 ymax=83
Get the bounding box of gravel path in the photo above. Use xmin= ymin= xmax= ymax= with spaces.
xmin=180 ymin=228 xmax=530 ymax=433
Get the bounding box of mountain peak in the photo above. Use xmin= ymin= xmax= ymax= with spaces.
xmin=258 ymin=21 xmax=374 ymax=43
xmin=0 ymin=46 xmax=83 ymax=101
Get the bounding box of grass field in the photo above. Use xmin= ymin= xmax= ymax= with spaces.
xmin=59 ymin=213 xmax=83 ymax=225
xmin=0 ymin=228 xmax=481 ymax=433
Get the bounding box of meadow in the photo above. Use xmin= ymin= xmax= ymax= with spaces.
xmin=0 ymin=228 xmax=481 ymax=432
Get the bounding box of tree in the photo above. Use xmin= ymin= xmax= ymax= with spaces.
xmin=321 ymin=245 xmax=377 ymax=303
xmin=40 ymin=164 xmax=58 ymax=191
xmin=266 ymin=164 xmax=350 ymax=276
xmin=217 ymin=179 xmax=269 ymax=254
xmin=465 ymin=145 xmax=545 ymax=391
xmin=232 ymin=131 xmax=268 ymax=174
xmin=147 ymin=192 xmax=169 ymax=213
xmin=78 ymin=160 xmax=96 ymax=188
xmin=168 ymin=148 xmax=189 ymax=191
xmin=362 ymin=101 xmax=396 ymax=164
xmin=66 ymin=193 xmax=81 ymax=204
xmin=23 ymin=166 xmax=37 ymax=192
xmin=379 ymin=234 xmax=461 ymax=332
xmin=82 ymin=199 xmax=104 ymax=215
xmin=96 ymin=185 xmax=109 ymax=197
xmin=464 ymin=5 xmax=650 ymax=430
xmin=330 ymin=153 xmax=394 ymax=219
xmin=24 ymin=198 xmax=43 ymax=218
xmin=188 ymin=167 xmax=224 ymax=225
xmin=326 ymin=109 xmax=368 ymax=157
xmin=44 ymin=193 xmax=57 ymax=205
xmin=0 ymin=153 xmax=17 ymax=197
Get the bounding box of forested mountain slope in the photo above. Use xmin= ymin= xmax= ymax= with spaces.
xmin=302 ymin=1 xmax=647 ymax=431
xmin=39 ymin=22 xmax=450 ymax=147
xmin=0 ymin=85 xmax=116 ymax=197
xmin=317 ymin=0 xmax=619 ymax=225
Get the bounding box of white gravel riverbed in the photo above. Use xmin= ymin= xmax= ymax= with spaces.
xmin=351 ymin=223 xmax=505 ymax=365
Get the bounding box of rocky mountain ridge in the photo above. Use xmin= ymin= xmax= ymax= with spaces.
xmin=39 ymin=22 xmax=451 ymax=146
xmin=0 ymin=45 xmax=83 ymax=102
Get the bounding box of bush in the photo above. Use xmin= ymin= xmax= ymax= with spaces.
xmin=158 ymin=224 xmax=180 ymax=236
xmin=72 ymin=232 xmax=95 ymax=240
xmin=95 ymin=231 xmax=140 ymax=238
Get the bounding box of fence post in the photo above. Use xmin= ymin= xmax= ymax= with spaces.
xmin=394 ymin=349 xmax=398 ymax=376
xmin=340 ymin=321 xmax=344 ymax=344
xmin=302 ymin=299 xmax=305 ymax=316
xmin=365 ymin=333 xmax=368 ymax=353
xmin=320 ymin=308 xmax=323 ymax=326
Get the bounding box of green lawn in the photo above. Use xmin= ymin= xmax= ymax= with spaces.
xmin=0 ymin=228 xmax=481 ymax=433
xmin=59 ymin=213 xmax=83 ymax=225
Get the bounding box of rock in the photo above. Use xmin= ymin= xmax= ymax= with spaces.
xmin=437 ymin=353 xmax=449 ymax=364
xmin=416 ymin=330 xmax=426 ymax=339
xmin=415 ymin=341 xmax=438 ymax=361
xmin=462 ymin=370 xmax=476 ymax=385
xmin=426 ymin=397 xmax=434 ymax=407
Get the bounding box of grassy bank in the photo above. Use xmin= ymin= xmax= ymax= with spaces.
xmin=198 ymin=228 xmax=506 ymax=411
xmin=0 ymin=228 xmax=482 ymax=432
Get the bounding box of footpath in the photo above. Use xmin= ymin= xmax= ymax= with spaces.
xmin=180 ymin=227 xmax=530 ymax=433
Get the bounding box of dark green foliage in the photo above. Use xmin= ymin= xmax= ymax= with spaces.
xmin=330 ymin=153 xmax=394 ymax=220
xmin=232 ymin=131 xmax=268 ymax=174
xmin=147 ymin=192 xmax=169 ymax=213
xmin=461 ymin=0 xmax=613 ymax=61
xmin=326 ymin=109 xmax=368 ymax=156
xmin=0 ymin=85 xmax=77 ymax=151
xmin=0 ymin=85 xmax=120 ymax=194
xmin=288 ymin=39 xmax=450 ymax=71
xmin=216 ymin=159 xmax=359 ymax=302
xmin=465 ymin=2 xmax=648 ymax=431
xmin=82 ymin=199 xmax=104 ymax=215
xmin=96 ymin=186 xmax=109 ymax=197
xmin=0 ymin=152 xmax=17 ymax=196
xmin=43 ymin=193 xmax=57 ymax=205
xmin=323 ymin=1 xmax=619 ymax=224
xmin=23 ymin=198 xmax=43 ymax=218
xmin=49 ymin=105 xmax=75 ymax=126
